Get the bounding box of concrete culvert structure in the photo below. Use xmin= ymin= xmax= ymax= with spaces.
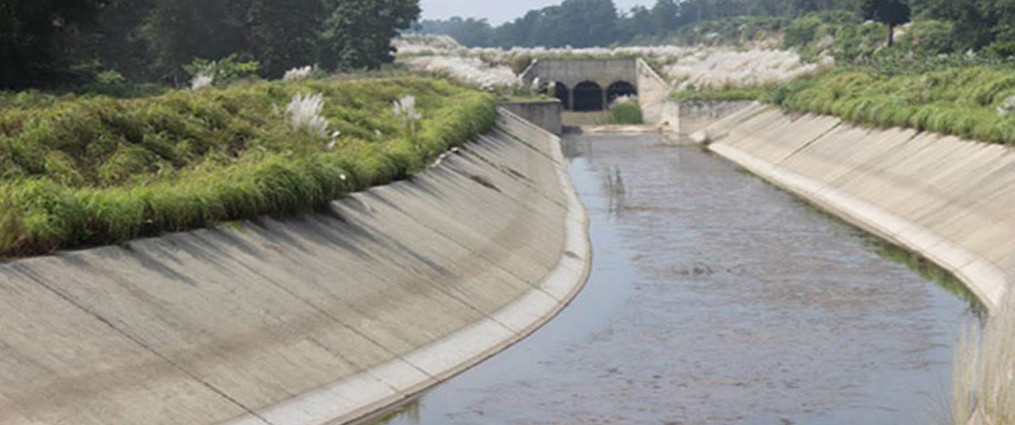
xmin=551 ymin=82 xmax=570 ymax=110
xmin=573 ymin=81 xmax=604 ymax=112
xmin=606 ymin=81 xmax=637 ymax=104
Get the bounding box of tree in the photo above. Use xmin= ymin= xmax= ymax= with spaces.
xmin=245 ymin=0 xmax=324 ymax=77
xmin=416 ymin=17 xmax=495 ymax=47
xmin=861 ymin=0 xmax=912 ymax=46
xmin=0 ymin=0 xmax=110 ymax=88
xmin=68 ymin=0 xmax=157 ymax=83
xmin=977 ymin=0 xmax=1015 ymax=43
xmin=552 ymin=0 xmax=619 ymax=47
xmin=140 ymin=0 xmax=248 ymax=83
xmin=319 ymin=0 xmax=420 ymax=71
xmin=650 ymin=0 xmax=681 ymax=36
xmin=618 ymin=6 xmax=654 ymax=41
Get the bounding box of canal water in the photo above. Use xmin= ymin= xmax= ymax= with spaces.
xmin=374 ymin=133 xmax=977 ymax=425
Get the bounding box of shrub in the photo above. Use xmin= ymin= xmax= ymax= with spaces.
xmin=603 ymin=100 xmax=644 ymax=125
xmin=783 ymin=15 xmax=823 ymax=49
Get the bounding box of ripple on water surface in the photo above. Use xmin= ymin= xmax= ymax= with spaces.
xmin=374 ymin=133 xmax=975 ymax=425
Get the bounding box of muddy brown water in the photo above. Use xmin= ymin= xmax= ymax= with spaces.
xmin=372 ymin=133 xmax=977 ymax=425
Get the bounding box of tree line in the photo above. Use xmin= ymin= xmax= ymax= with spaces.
xmin=415 ymin=0 xmax=1014 ymax=53
xmin=0 ymin=0 xmax=420 ymax=90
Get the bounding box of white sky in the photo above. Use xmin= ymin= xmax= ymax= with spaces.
xmin=420 ymin=0 xmax=656 ymax=25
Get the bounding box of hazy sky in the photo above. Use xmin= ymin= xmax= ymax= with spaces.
xmin=420 ymin=0 xmax=655 ymax=25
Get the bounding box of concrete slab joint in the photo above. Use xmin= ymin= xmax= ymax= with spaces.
xmin=0 ymin=109 xmax=591 ymax=425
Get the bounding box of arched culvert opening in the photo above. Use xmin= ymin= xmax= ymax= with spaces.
xmin=551 ymin=82 xmax=570 ymax=110
xmin=607 ymin=81 xmax=637 ymax=105
xmin=539 ymin=82 xmax=570 ymax=110
xmin=573 ymin=81 xmax=604 ymax=112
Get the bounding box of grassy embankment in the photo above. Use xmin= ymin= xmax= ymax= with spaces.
xmin=675 ymin=67 xmax=1015 ymax=145
xmin=0 ymin=77 xmax=496 ymax=257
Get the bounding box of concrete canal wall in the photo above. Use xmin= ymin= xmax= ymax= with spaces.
xmin=698 ymin=103 xmax=1010 ymax=311
xmin=659 ymin=99 xmax=756 ymax=138
xmin=0 ymin=109 xmax=590 ymax=425
xmin=501 ymin=100 xmax=564 ymax=135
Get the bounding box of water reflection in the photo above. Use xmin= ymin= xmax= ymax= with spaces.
xmin=361 ymin=400 xmax=420 ymax=425
xmin=867 ymin=239 xmax=988 ymax=321
xmin=604 ymin=166 xmax=626 ymax=218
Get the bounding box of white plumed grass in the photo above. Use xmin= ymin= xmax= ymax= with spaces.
xmin=286 ymin=92 xmax=329 ymax=138
xmin=665 ymin=49 xmax=831 ymax=91
xmin=283 ymin=65 xmax=316 ymax=82
xmin=394 ymin=35 xmax=830 ymax=93
xmin=402 ymin=56 xmax=519 ymax=90
xmin=190 ymin=72 xmax=214 ymax=91
xmin=393 ymin=94 xmax=423 ymax=132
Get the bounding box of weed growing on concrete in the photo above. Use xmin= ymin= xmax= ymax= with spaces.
xmin=954 ymin=287 xmax=1015 ymax=425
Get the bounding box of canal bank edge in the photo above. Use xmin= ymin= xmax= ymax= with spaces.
xmin=696 ymin=102 xmax=1008 ymax=312
xmin=0 ymin=109 xmax=591 ymax=425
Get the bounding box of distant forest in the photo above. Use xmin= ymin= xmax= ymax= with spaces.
xmin=414 ymin=0 xmax=1015 ymax=52
xmin=0 ymin=0 xmax=420 ymax=89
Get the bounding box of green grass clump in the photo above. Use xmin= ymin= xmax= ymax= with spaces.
xmin=671 ymin=88 xmax=766 ymax=102
xmin=0 ymin=77 xmax=496 ymax=256
xmin=760 ymin=67 xmax=1015 ymax=145
xmin=602 ymin=102 xmax=644 ymax=125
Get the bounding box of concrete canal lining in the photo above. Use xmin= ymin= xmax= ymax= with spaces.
xmin=0 ymin=109 xmax=590 ymax=425
xmin=698 ymin=103 xmax=1010 ymax=312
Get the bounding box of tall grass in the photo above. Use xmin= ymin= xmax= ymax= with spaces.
xmin=0 ymin=77 xmax=496 ymax=256
xmin=764 ymin=67 xmax=1015 ymax=145
xmin=954 ymin=287 xmax=1015 ymax=425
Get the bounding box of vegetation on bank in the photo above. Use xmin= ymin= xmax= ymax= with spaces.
xmin=0 ymin=77 xmax=496 ymax=257
xmin=774 ymin=68 xmax=1015 ymax=145
xmin=680 ymin=67 xmax=1015 ymax=146
xmin=602 ymin=100 xmax=644 ymax=125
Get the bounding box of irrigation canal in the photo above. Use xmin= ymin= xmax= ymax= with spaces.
xmin=372 ymin=133 xmax=977 ymax=425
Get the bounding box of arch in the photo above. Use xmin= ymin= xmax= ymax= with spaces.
xmin=548 ymin=82 xmax=572 ymax=110
xmin=607 ymin=81 xmax=637 ymax=105
xmin=573 ymin=81 xmax=604 ymax=112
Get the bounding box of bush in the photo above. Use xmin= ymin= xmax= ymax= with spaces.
xmin=0 ymin=77 xmax=497 ymax=256
xmin=782 ymin=15 xmax=823 ymax=49
xmin=603 ymin=101 xmax=644 ymax=125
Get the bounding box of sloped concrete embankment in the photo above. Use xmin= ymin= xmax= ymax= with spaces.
xmin=700 ymin=103 xmax=1009 ymax=311
xmin=0 ymin=109 xmax=590 ymax=425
